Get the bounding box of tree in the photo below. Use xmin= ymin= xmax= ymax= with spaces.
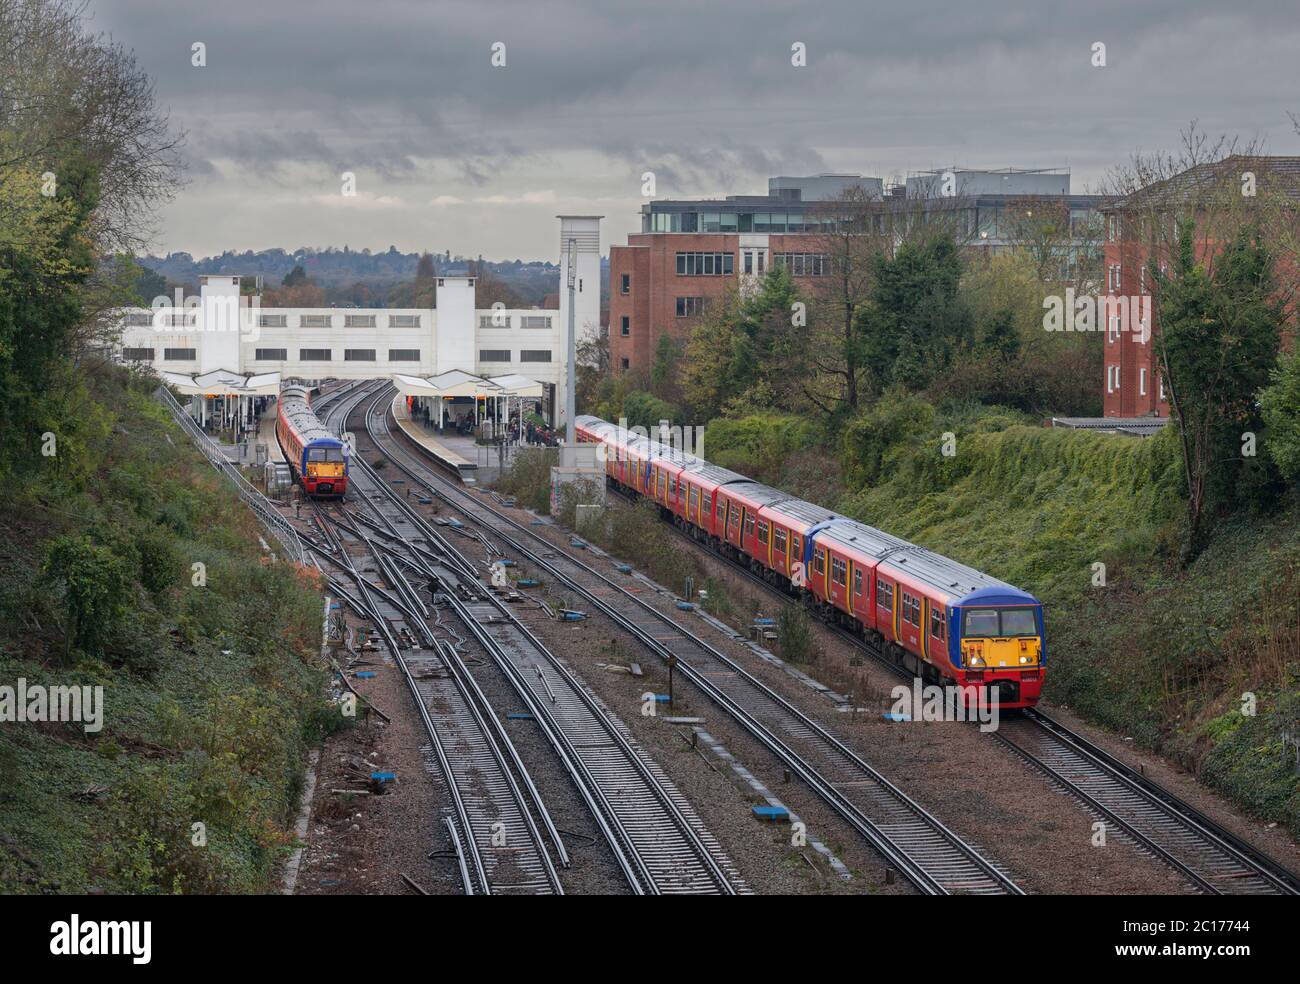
xmin=282 ymin=264 xmax=308 ymax=287
xmin=1154 ymin=222 xmax=1282 ymax=558
xmin=803 ymin=186 xmax=889 ymax=413
xmin=858 ymin=234 xmax=973 ymax=393
xmin=1260 ymin=349 xmax=1300 ymax=483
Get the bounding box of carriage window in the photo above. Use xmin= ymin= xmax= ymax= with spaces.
xmin=773 ymin=528 xmax=787 ymax=554
xmin=743 ymin=512 xmax=755 ymax=536
xmin=756 ymin=521 xmax=769 ymax=544
xmin=930 ymin=606 xmax=946 ymax=640
xmin=831 ymin=557 xmax=847 ymax=586
xmin=853 ymin=568 xmax=863 ymax=595
xmin=689 ymin=487 xmax=699 ymax=508
xmin=703 ymin=493 xmax=712 ymax=515
xmin=878 ymin=580 xmax=893 ymax=612
xmin=814 ymin=549 xmax=825 ymax=574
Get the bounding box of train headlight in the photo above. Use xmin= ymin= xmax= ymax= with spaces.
xmin=1019 ymin=656 xmax=1029 ymax=665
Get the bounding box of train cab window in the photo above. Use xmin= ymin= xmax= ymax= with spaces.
xmin=878 ymin=580 xmax=893 ymax=612
xmin=307 ymin=447 xmax=344 ymax=462
xmin=853 ymin=567 xmax=863 ymax=595
xmin=961 ymin=605 xmax=1040 ymax=636
xmin=814 ymin=549 xmax=825 ymax=575
xmin=772 ymin=528 xmax=787 ymax=555
xmin=930 ymin=606 xmax=946 ymax=640
xmin=831 ymin=557 xmax=847 ymax=586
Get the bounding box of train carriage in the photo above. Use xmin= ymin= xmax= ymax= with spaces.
xmin=276 ymin=385 xmax=350 ymax=498
xmin=576 ymin=412 xmax=1046 ymax=710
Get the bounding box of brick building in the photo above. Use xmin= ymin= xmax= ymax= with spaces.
xmin=1100 ymin=155 xmax=1300 ymax=418
xmin=610 ymin=170 xmax=1102 ymax=373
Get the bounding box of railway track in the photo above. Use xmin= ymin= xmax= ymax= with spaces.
xmin=310 ymin=502 xmax=566 ymax=895
xmin=589 ymin=461 xmax=1300 ymax=897
xmin=325 ymin=382 xmax=741 ymax=895
xmin=361 ymin=385 xmax=1022 ymax=895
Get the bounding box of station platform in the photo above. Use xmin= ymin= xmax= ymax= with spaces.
xmin=257 ymin=402 xmax=286 ymax=463
xmin=391 ymin=396 xmax=479 ymax=481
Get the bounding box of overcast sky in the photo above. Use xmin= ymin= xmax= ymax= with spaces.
xmin=94 ymin=0 xmax=1300 ymax=261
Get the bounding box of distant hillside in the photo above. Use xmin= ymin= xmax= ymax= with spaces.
xmin=138 ymin=248 xmax=593 ymax=308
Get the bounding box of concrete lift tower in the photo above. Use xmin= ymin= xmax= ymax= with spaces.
xmin=557 ymin=215 xmax=602 ymax=447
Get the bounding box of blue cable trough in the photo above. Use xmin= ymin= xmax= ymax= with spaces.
xmin=506 ymin=713 xmax=534 ymax=721
xmin=614 ymin=563 xmax=632 ymax=574
xmin=370 ymin=772 xmax=396 ymax=782
xmin=498 ymin=559 xmax=516 ymax=567
xmin=355 ymin=671 xmax=377 ymax=679
xmin=517 ymin=578 xmax=540 ymax=587
xmin=881 ymin=712 xmax=911 ymax=722
xmin=675 ymin=601 xmax=696 ymax=611
xmin=417 ymin=496 xmax=432 ymax=505
xmin=653 ymin=694 xmax=671 ymax=703
xmin=558 ymin=609 xmax=588 ymax=621
xmin=752 ymin=805 xmax=791 ymax=823
xmin=570 ymin=538 xmax=587 ymax=549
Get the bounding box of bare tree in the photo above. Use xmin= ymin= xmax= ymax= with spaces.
xmin=0 ymin=0 xmax=185 ymax=255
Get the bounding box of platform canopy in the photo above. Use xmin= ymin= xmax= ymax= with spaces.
xmin=162 ymin=369 xmax=281 ymax=396
xmin=391 ymin=370 xmax=543 ymax=399
xmin=485 ymin=373 xmax=545 ymax=397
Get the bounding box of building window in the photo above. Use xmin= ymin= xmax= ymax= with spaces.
xmin=773 ymin=253 xmax=829 ymax=276
xmin=675 ymin=251 xmax=734 ymax=276
xmin=620 ymin=273 xmax=630 ymax=294
xmin=520 ymin=315 xmax=551 ymax=329
xmin=620 ymin=315 xmax=630 ymax=336
xmin=1107 ymin=265 xmax=1121 ymax=292
xmin=123 ymin=312 xmax=154 ymax=327
xmin=389 ymin=314 xmax=421 ymax=328
xmin=1108 ymin=316 xmax=1120 ymax=343
xmin=300 ymin=314 xmax=332 ymax=328
xmin=479 ymin=314 xmax=510 ymax=329
xmin=520 ymin=350 xmax=552 ymax=363
xmin=479 ymin=349 xmax=511 ymax=362
xmin=675 ymin=296 xmax=705 ymax=317
xmin=620 ymin=357 xmax=629 ymax=369
xmin=258 ymin=314 xmax=288 ymax=328
xmin=344 ymin=348 xmax=376 ymax=361
xmin=121 ymin=347 xmax=154 ymax=361
xmin=162 ymin=347 xmax=196 ymax=360
xmin=255 ymin=348 xmax=288 ymax=360
xmin=1106 ymin=365 xmax=1121 ymax=394
xmin=1159 ymin=375 xmax=1166 ymax=402
xmin=388 ymin=348 xmax=420 ymax=361
xmin=344 ymin=315 xmax=376 ymax=329
xmin=1139 ymin=367 xmax=1147 ymax=396
xmin=299 ymin=348 xmax=331 ymax=361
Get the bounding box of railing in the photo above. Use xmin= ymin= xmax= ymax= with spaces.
xmin=154 ymin=386 xmax=308 ymax=564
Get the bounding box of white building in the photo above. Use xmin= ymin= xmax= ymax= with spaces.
xmin=111 ymin=217 xmax=603 ymax=425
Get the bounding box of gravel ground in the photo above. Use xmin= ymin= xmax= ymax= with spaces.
xmin=293 ymin=608 xmax=458 ymax=896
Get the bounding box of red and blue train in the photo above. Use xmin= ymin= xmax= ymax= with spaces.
xmin=276 ymin=385 xmax=349 ymax=498
xmin=575 ymin=416 xmax=1045 ymax=709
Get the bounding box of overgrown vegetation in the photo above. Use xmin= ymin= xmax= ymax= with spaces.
xmin=0 ymin=2 xmax=335 ymax=893
xmin=0 ymin=367 xmax=335 ymax=893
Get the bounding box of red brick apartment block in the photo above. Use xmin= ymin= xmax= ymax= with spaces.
xmin=1100 ymin=155 xmax=1300 ymax=418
